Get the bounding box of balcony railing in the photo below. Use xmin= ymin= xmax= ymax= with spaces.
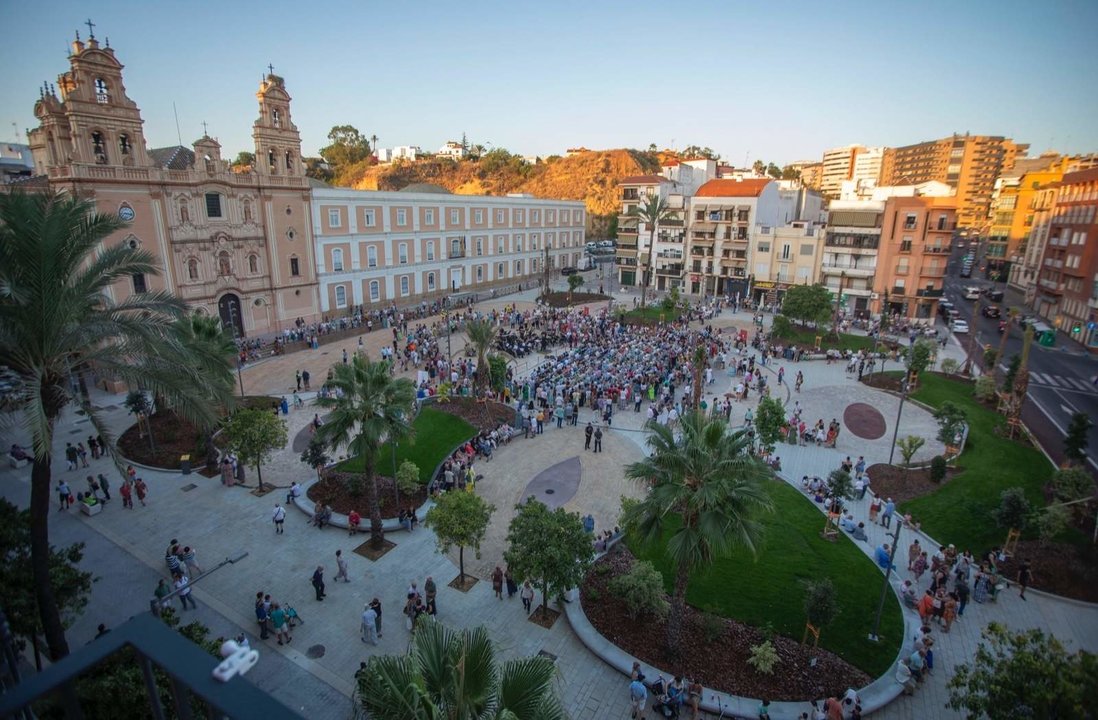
xmin=656 ymin=264 xmax=684 ymax=276
xmin=616 ymin=257 xmax=638 ymax=267
xmin=920 ymin=265 xmax=947 ymax=277
xmin=0 ymin=612 xmax=298 ymax=719
xmin=925 ymin=246 xmax=950 ymax=254
xmin=916 ymin=287 xmax=945 ymax=298
xmin=821 ymin=264 xmax=875 ymax=278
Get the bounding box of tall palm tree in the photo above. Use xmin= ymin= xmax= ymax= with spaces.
xmin=0 ymin=191 xmax=223 ymax=660
xmin=465 ymin=318 xmax=498 ymax=396
xmin=315 ymin=356 xmax=416 ymax=548
xmin=623 ymin=410 xmax=773 ymax=653
xmin=355 ymin=619 xmax=564 ymax=720
xmin=173 ymin=312 xmax=238 ymax=407
xmin=627 ymin=193 xmax=677 ymax=309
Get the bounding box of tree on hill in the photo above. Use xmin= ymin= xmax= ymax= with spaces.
xmin=781 ymin=284 xmax=832 ymax=327
xmin=682 ymin=145 xmax=719 ymax=160
xmin=320 ymin=125 xmax=372 ymax=168
xmin=766 ymin=162 xmax=782 ymax=179
xmin=753 ymin=159 xmax=766 ymax=176
xmin=304 ymin=157 xmax=333 ymax=183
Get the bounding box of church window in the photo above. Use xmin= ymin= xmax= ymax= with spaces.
xmin=118 ymin=134 xmax=131 ymax=155
xmin=369 ymin=280 xmax=380 ymax=301
xmin=132 ymin=273 xmax=147 ymax=294
xmin=248 ymin=254 xmax=259 ymax=274
xmin=268 ymin=149 xmax=277 ymax=171
xmin=94 ymin=77 xmax=109 ymax=103
xmin=290 ymin=256 xmax=300 ymax=277
xmin=285 ymin=151 xmax=293 ymax=170
xmin=205 ymin=193 xmax=222 ymax=218
xmin=91 ymin=132 xmax=108 ymax=164
xmin=427 ymin=272 xmax=436 ymax=291
xmin=218 ymin=251 xmax=232 ymax=276
xmin=335 ymin=285 xmax=347 ymax=308
xmin=187 ymin=258 xmax=199 ymax=281
xmin=272 ymin=109 xmax=281 ymax=128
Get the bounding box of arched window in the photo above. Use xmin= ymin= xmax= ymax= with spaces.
xmin=427 ymin=272 xmax=436 ymax=292
xmin=369 ymin=280 xmax=380 ymax=301
xmin=248 ymin=254 xmax=259 ymax=274
xmin=218 ymin=251 xmax=232 ymax=276
xmin=118 ymin=134 xmax=131 ymax=156
xmin=94 ymin=77 xmax=109 ymax=103
xmin=187 ymin=258 xmax=199 ymax=281
xmin=243 ymin=201 xmax=253 ymax=224
xmin=268 ymin=149 xmax=276 ymax=170
xmin=335 ymin=285 xmax=347 ymax=308
xmin=332 ymin=248 xmax=344 ymax=272
xmin=285 ymin=151 xmax=293 ymax=170
xmin=272 ymin=109 xmax=281 ymax=128
xmin=91 ymin=132 xmax=107 ymax=164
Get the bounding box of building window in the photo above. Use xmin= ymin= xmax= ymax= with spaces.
xmin=399 ymin=243 xmax=408 ymax=264
xmin=475 ymin=209 xmax=483 ymax=224
xmin=396 ymin=209 xmax=407 ymax=226
xmin=531 ymin=235 xmax=539 ymax=251
xmin=268 ymin=149 xmax=277 ymax=171
xmin=335 ymin=285 xmax=347 ymax=308
xmin=757 ymin=242 xmax=770 ymax=253
xmin=516 ymin=236 xmax=523 ymax=252
xmin=514 ymin=260 xmax=523 ymax=275
xmin=425 ymin=209 xmax=434 ymax=225
xmin=205 ymin=193 xmax=222 ymax=218
xmin=290 ymin=257 xmax=300 ymax=276
xmin=531 ymin=210 xmax=540 ymax=223
xmin=285 ymin=151 xmax=293 ymax=170
xmin=450 ymin=209 xmax=460 ymax=224
xmin=94 ymin=77 xmax=109 ymax=103
xmin=363 ymin=209 xmax=376 ymax=227
xmin=367 ymin=246 xmax=378 ymax=268
xmin=476 ymin=238 xmax=483 ymax=256
xmin=369 ymin=280 xmax=380 ymax=301
xmin=400 ymin=276 xmax=410 ymax=296
xmin=427 ymin=273 xmax=436 ymax=292
xmin=328 ymin=209 xmax=341 ymax=228
xmin=187 ymin=258 xmax=199 ymax=280
xmin=548 ymin=210 xmax=556 ymax=224
xmin=904 ymin=213 xmax=918 ymax=230
xmin=799 ymin=243 xmax=814 ymax=256
xmin=332 ymin=248 xmax=343 ymax=272
xmin=91 ymin=131 xmax=108 ymax=164
xmin=118 ymin=134 xmax=131 ymax=156
xmin=218 ymin=251 xmax=232 ymax=276
xmin=426 ymin=241 xmax=435 ymax=261
xmin=476 ymin=266 xmax=483 ymax=282
xmin=450 ymin=238 xmax=463 ymax=257
xmin=248 ymin=254 xmax=259 ymax=274
xmin=781 ymin=244 xmax=791 ymax=260
xmin=497 ymin=209 xmax=505 ymax=223
xmin=132 ymin=273 xmax=147 ymax=294
xmin=498 ymin=262 xmax=505 ymax=277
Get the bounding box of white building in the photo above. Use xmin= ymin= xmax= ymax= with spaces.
xmin=437 ymin=141 xmax=467 ymax=160
xmin=0 ymin=142 xmax=34 ymax=183
xmin=377 ymin=145 xmax=421 ymax=163
xmin=311 ymin=185 xmax=584 ymax=312
xmin=615 ymin=175 xmax=689 ymax=292
xmin=820 ymin=144 xmax=884 ymax=198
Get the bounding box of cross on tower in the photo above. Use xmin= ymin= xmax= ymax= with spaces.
xmin=202 ymin=121 xmax=209 ymax=136
xmin=85 ymin=19 xmax=96 ymax=39
xmin=267 ymin=63 xmax=275 ymax=76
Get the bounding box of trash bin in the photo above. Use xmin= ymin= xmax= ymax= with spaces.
xmin=180 ymin=454 xmax=191 ymax=475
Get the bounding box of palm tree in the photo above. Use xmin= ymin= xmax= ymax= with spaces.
xmin=355 ymin=619 xmax=564 ymax=720
xmin=627 ymin=193 xmax=677 ymax=309
xmin=315 ymin=356 xmax=416 ymax=548
xmin=623 ymin=410 xmax=773 ymax=653
xmin=465 ymin=318 xmax=498 ymax=396
xmin=173 ymin=313 xmax=238 ymax=407
xmin=0 ymin=191 xmax=224 ymax=660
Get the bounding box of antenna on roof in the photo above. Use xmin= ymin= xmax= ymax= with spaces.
xmin=173 ymin=102 xmax=182 ymax=146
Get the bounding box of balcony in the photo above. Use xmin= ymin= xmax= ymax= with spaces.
xmin=720 ymin=256 xmax=747 ymax=267
xmin=616 ymin=242 xmax=637 ymax=251
xmin=660 ymin=219 xmax=684 ymax=227
xmin=656 ymin=264 xmax=684 ymax=276
xmin=916 ymin=287 xmax=945 ymax=298
xmin=617 ymin=225 xmax=639 ymax=235
xmin=891 ymin=286 xmax=907 ymax=296
xmin=925 ymin=246 xmax=950 ymax=254
xmin=616 ymin=257 xmax=638 ymax=267
xmin=900 ymin=241 xmax=912 ymax=253
xmin=1088 ymin=297 xmax=1098 ymax=310
xmin=622 ymin=190 xmax=640 ymax=201
xmin=920 ymin=266 xmax=947 ymax=277
xmin=820 ymin=264 xmax=875 ymax=278
xmin=449 ymin=249 xmax=466 ymax=259
xmin=692 ymin=232 xmax=716 ymax=243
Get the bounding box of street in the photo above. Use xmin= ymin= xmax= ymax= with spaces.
xmin=944 ymin=242 xmax=1098 ymax=471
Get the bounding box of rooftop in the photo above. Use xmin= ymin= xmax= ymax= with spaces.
xmin=695 ymin=178 xmax=772 ymax=198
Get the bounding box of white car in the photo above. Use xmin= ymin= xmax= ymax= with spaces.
xmin=952 ymin=320 xmax=970 ymax=334
xmin=963 ymin=287 xmax=981 ymax=300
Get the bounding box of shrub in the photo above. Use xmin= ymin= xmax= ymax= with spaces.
xmin=771 ymin=314 xmax=794 ymax=339
xmin=395 ymin=459 xmax=421 ymax=495
xmin=940 ymin=358 xmax=960 ymax=375
xmin=1035 ymin=505 xmax=1070 ymax=543
xmin=803 ymin=577 xmax=839 ymax=630
xmin=1048 ymin=468 xmax=1094 ymax=522
xmin=747 ymin=639 xmax=780 ymax=675
xmin=345 ymin=475 xmax=365 ymax=497
xmin=827 ymin=469 xmax=854 ymax=499
xmin=983 ymin=346 xmax=998 ymax=369
xmin=593 ymin=562 xmax=613 ymax=576
xmin=1002 ymin=354 xmax=1021 ymax=392
xmin=696 ymin=611 xmax=726 ymax=644
xmin=993 ymin=487 xmax=1030 ymax=530
xmin=586 ymin=588 xmax=601 ymax=602
xmin=608 ymin=560 xmax=669 ymax=620
xmin=974 ymin=375 xmax=998 ymax=402
xmin=934 ymin=402 xmax=967 ymax=445
xmin=930 ymin=455 xmax=948 ymax=483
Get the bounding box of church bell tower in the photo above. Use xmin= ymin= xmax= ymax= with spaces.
xmin=252 ymin=68 xmax=302 ymax=177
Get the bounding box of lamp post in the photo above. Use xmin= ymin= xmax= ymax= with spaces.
xmin=887 ymin=379 xmax=909 ymax=465
xmin=228 ymin=302 xmax=245 ymax=398
xmin=868 ymin=520 xmax=902 ymax=642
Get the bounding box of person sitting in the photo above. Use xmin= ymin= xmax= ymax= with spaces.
xmin=8 ymin=444 xmax=30 ymax=468
xmin=851 ymin=522 xmax=869 ymax=542
xmin=347 ymin=509 xmax=361 ymax=535
xmin=77 ymin=491 xmax=97 ymax=507
xmin=399 ymin=509 xmax=412 ymax=532
xmin=311 ymin=503 xmax=331 ymax=529
xmin=900 ymin=580 xmax=918 ymax=608
xmin=840 ymin=513 xmax=857 ymax=532
xmin=286 ymin=482 xmax=303 ymax=504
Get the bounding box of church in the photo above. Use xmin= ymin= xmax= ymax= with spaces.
xmin=24 ymin=26 xmax=321 ymax=337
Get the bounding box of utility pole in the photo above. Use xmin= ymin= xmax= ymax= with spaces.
xmin=868 ymin=521 xmax=902 ymax=641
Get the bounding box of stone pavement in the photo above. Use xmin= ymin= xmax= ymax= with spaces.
xmin=3 ymin=299 xmax=1097 ymax=719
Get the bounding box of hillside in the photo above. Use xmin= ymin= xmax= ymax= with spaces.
xmin=345 ymin=149 xmax=661 ymax=235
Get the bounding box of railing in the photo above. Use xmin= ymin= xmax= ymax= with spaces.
xmin=0 ymin=612 xmax=299 ymax=719
xmin=916 ymin=287 xmax=945 ymax=298
xmin=449 ymin=249 xmax=466 ymax=258
xmin=925 ymin=246 xmax=950 ymax=254
xmin=656 ymin=265 xmax=684 ymax=276
xmin=920 ymin=266 xmax=947 ymax=277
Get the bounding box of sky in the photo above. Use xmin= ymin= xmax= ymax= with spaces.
xmin=3 ymin=0 xmax=1097 ymax=166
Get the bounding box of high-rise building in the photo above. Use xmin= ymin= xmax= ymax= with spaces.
xmin=880 ymin=134 xmax=1028 ymax=229
xmin=818 ymin=145 xmax=883 ymax=198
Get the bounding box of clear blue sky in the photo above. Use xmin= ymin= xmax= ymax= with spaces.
xmin=3 ymin=0 xmax=1096 ymax=165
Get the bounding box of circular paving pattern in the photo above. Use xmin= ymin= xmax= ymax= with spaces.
xmin=843 ymin=402 xmax=887 ymax=440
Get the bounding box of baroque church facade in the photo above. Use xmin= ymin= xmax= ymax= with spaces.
xmin=25 ymin=31 xmax=321 ymax=337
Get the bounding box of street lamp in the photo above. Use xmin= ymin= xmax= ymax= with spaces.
xmin=962 ymin=294 xmax=980 ymax=375
xmin=887 ymin=379 xmax=909 ymax=466
xmin=868 ymin=520 xmax=902 ymax=642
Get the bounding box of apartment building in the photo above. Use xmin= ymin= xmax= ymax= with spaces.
xmin=819 ymin=145 xmax=883 ymax=199
xmin=1033 ymin=168 xmax=1098 ymax=348
xmin=615 ymin=175 xmax=689 ymax=292
xmin=376 ymin=146 xmax=420 ymax=163
xmin=821 ymin=200 xmax=884 ymax=317
xmin=798 ymin=162 xmax=823 ymax=191
xmin=750 ymin=222 xmax=825 ymax=306
xmin=1015 ymin=184 xmax=1058 ymax=304
xmin=312 ymin=188 xmax=585 ymax=312
xmin=988 ymin=156 xmax=1074 ymax=283
xmin=873 ymin=197 xmax=956 ymax=319
xmin=880 ymin=134 xmax=1028 ymax=229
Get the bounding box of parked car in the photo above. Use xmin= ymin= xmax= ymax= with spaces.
xmin=561 ymin=266 xmax=578 ymax=276
xmin=981 ymin=305 xmax=1001 ymax=318
xmin=963 ymin=286 xmax=981 ymax=300
xmin=959 ymin=266 xmax=973 ymax=278
xmin=986 ymin=289 xmax=1004 ymax=302
xmin=598 ymin=240 xmax=615 ymax=248
xmin=952 ymin=320 xmax=970 ymax=334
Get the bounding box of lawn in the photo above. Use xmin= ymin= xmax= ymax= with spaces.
xmin=898 ymin=373 xmax=1059 ymax=551
xmin=335 ymin=406 xmax=476 ymax=483
xmin=629 ymin=480 xmax=903 ymax=677
xmin=777 ymin=325 xmax=879 ymax=353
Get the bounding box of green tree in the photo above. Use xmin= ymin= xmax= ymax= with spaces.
xmin=505 ymin=499 xmax=594 ymax=620
xmin=933 ymin=401 xmax=967 ymax=445
xmin=300 ymin=436 xmax=331 ymax=480
xmin=753 ymin=396 xmax=787 ymax=453
xmin=465 ymin=318 xmax=499 ymax=396
xmin=355 ymin=619 xmax=565 ymax=720
xmin=395 ymin=459 xmax=421 ymax=497
xmin=752 ymin=159 xmax=766 ymax=176
xmin=993 ymin=487 xmax=1031 ymax=531
xmin=947 ymin=623 xmax=1098 ymax=719
xmin=766 ymin=162 xmax=782 ymax=179
xmin=1063 ymin=412 xmax=1092 ymax=465
xmin=173 ymin=312 xmax=237 ymax=407
xmin=487 ymin=355 xmax=508 ymax=394
xmin=826 ymin=468 xmax=854 ymax=500
xmin=425 ymin=491 xmax=496 ymax=584
xmin=781 ymin=165 xmax=802 ymax=181
xmin=316 ymin=357 xmax=416 ymax=548
xmin=0 ymin=499 xmax=94 ymax=669
xmin=608 ymin=560 xmax=669 ymax=620
xmin=770 ymin=314 xmax=794 ymax=339
xmin=974 ymin=375 xmax=997 ymax=402
xmin=304 ymin=156 xmax=334 ymax=183
xmin=1003 ymin=354 xmax=1021 ymax=392
xmin=1048 ymin=467 xmax=1094 ymax=507
xmin=906 ymin=339 xmax=935 ymax=380
xmin=231 ymin=151 xmax=255 ymax=168
xmin=626 ymin=194 xmax=678 ymax=309
xmin=0 ymin=190 xmax=224 ymax=661
xmin=319 ymin=124 xmax=372 ymax=169
xmin=897 ymin=435 xmax=926 ymax=473
xmin=567 ymin=273 xmax=584 ymax=302
xmin=123 ymin=390 xmax=156 ymax=450
xmin=803 ymin=577 xmax=839 ymax=631
xmin=220 ymin=408 xmax=288 ymax=492
xmin=622 ymin=411 xmax=773 ymax=653
xmin=929 ymin=455 xmax=948 ymax=483
xmin=780 ymin=284 xmax=832 ymax=327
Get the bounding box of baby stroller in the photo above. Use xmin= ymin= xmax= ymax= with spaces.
xmin=286 ymin=606 xmax=304 ymax=628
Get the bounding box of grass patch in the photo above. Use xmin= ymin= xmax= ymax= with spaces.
xmin=335 ymin=406 xmax=475 ymax=483
xmin=775 ymin=325 xmax=879 ymax=353
xmin=628 ymin=481 xmax=902 ymax=676
xmin=897 ymin=373 xmax=1061 ymax=551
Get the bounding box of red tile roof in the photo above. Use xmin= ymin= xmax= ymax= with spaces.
xmin=695 ymin=178 xmax=772 ymax=198
xmin=618 ymin=175 xmax=670 ymax=185
xmin=662 ymin=160 xmax=680 ymax=167
xmin=1063 ymin=167 xmax=1098 ymax=185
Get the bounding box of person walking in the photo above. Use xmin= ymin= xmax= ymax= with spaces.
xmin=491 ymin=566 xmax=504 ymax=600
xmin=180 ymin=546 xmax=202 ymax=576
xmin=361 ymin=603 xmax=378 ymax=645
xmin=296 ymin=370 xmax=302 ymax=391
xmin=271 ymin=602 xmax=292 ymax=645
xmin=255 ymin=592 xmax=270 ymax=640
xmin=334 ymin=549 xmax=350 ymax=583
xmin=584 ymin=422 xmax=593 ymax=450
xmin=311 ymin=566 xmax=326 ymax=601
xmin=119 ymin=480 xmax=133 ymax=509
xmin=881 ymin=498 xmax=895 ymax=528
xmin=96 ymin=474 xmax=112 ymax=502
xmin=424 ymin=576 xmax=436 ymax=614
xmin=593 ymin=426 xmax=603 ymax=453
xmin=520 ymin=580 xmax=534 ymax=614
xmin=57 ymin=481 xmax=72 ymax=511
xmin=174 ymin=572 xmax=196 ymax=610
xmin=505 ymin=568 xmax=518 ymax=599
xmin=65 ymin=443 xmax=78 ymax=471
xmin=154 ymin=579 xmax=172 ymax=610
xmin=370 ymin=597 xmax=383 ymax=638
xmin=629 ymin=674 xmax=648 ymax=719
xmin=134 ymin=478 xmax=148 ymax=506
xmin=272 ymin=503 xmax=286 ymax=533
xmin=1017 ymin=560 xmax=1032 ymax=601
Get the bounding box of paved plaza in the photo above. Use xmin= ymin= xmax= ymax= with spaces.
xmin=3 ymin=291 xmax=1097 ymax=719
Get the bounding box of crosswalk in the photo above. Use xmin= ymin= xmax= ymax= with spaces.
xmin=999 ymin=364 xmax=1098 ymax=392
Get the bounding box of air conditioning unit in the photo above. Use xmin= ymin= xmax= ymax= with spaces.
xmin=870 ymin=293 xmax=879 ymax=300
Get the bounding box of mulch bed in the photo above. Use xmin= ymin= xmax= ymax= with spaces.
xmin=996 ymin=538 xmax=1098 ymax=603
xmin=116 ymin=411 xmax=208 ymax=470
xmin=528 ymin=606 xmax=560 ymax=630
xmin=582 ymin=550 xmax=870 ymax=701
xmin=865 ymin=463 xmax=962 ymax=506
xmin=537 ymin=291 xmax=610 ymax=308
xmin=307 ymin=473 xmax=428 ymax=518
xmin=433 ymin=397 xmax=514 ymax=433
xmin=448 ymin=575 xmax=480 ymax=592
xmin=353 ymin=538 xmax=397 ymax=562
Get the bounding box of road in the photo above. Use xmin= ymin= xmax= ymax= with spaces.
xmin=944 ymin=242 xmax=1098 ymax=471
